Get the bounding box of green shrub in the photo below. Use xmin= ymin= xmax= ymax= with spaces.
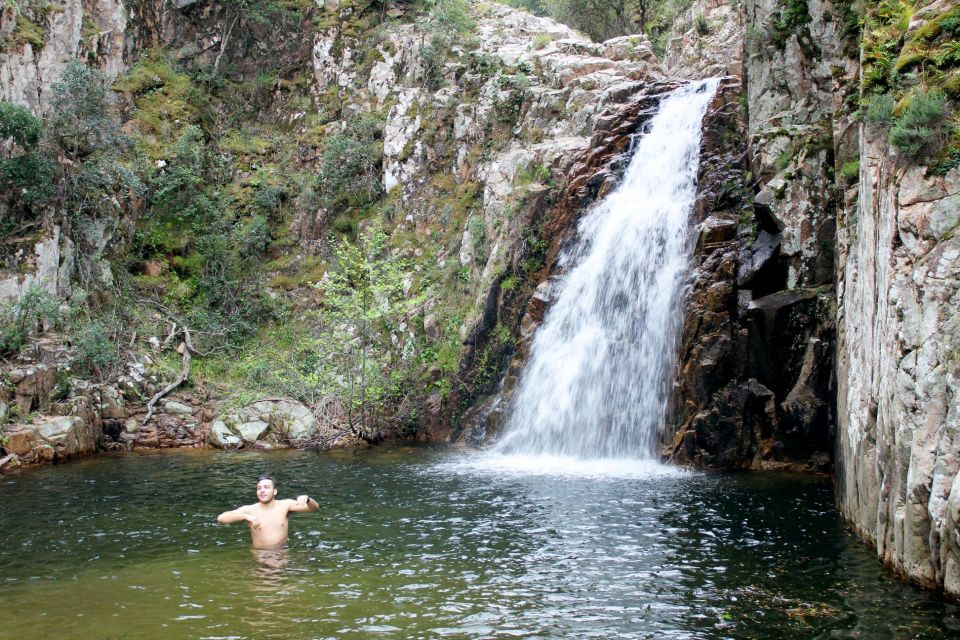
xmin=49 ymin=60 xmax=121 ymax=160
xmin=0 ymin=287 xmax=60 ymax=356
xmin=839 ymin=159 xmax=860 ymax=183
xmin=70 ymin=319 xmax=120 ymax=380
xmin=864 ymin=93 xmax=896 ymax=126
xmin=317 ymin=113 xmax=385 ymax=211
xmin=695 ymin=14 xmax=710 ymax=35
xmin=0 ymin=152 xmax=54 ymax=205
xmin=0 ymin=102 xmax=42 ymax=147
xmin=13 ymin=14 xmax=45 ymax=49
xmin=889 ymin=88 xmax=951 ymax=161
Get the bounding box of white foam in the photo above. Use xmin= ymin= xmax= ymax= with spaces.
xmin=435 ymin=452 xmax=690 ymax=480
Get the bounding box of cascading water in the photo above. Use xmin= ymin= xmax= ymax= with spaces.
xmin=494 ymin=78 xmax=720 ymax=460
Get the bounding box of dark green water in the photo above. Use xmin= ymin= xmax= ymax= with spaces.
xmin=0 ymin=446 xmax=957 ymax=639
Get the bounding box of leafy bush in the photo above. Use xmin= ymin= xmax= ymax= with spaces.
xmin=317 ymin=224 xmax=425 ymax=436
xmin=0 ymin=102 xmax=42 ymax=147
xmin=0 ymin=287 xmax=60 ymax=356
xmin=49 ymin=60 xmax=122 ymax=159
xmin=318 ymin=113 xmax=385 ymax=211
xmin=532 ymin=33 xmax=552 ymax=49
xmin=840 ymin=159 xmax=860 ymax=184
xmin=0 ymin=151 xmax=54 ymax=205
xmin=889 ymin=89 xmax=951 ymax=161
xmin=0 ymin=102 xmax=53 ymax=207
xmin=864 ymin=93 xmax=896 ymax=126
xmin=695 ymin=14 xmax=710 ymax=35
xmin=70 ymin=319 xmax=120 ymax=380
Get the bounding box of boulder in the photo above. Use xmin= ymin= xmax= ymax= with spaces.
xmin=208 ymin=420 xmax=242 ymax=449
xmin=208 ymin=399 xmax=327 ymax=448
xmin=0 ymin=453 xmax=22 ymax=473
xmin=2 ymin=415 xmax=98 ymax=463
xmin=162 ymin=400 xmax=194 ymax=415
xmin=236 ymin=420 xmax=270 ymax=442
xmin=8 ymin=364 xmax=58 ymax=414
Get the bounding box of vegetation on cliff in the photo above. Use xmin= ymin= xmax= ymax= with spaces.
xmin=861 ymin=1 xmax=960 ymax=171
xmin=1 ymin=0 xmax=545 ymax=443
xmin=504 ymin=0 xmax=693 ymax=50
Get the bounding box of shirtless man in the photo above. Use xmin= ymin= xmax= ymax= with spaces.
xmin=216 ymin=475 xmax=319 ymax=549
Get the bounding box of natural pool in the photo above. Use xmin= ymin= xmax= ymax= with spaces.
xmin=0 ymin=446 xmax=957 ymax=639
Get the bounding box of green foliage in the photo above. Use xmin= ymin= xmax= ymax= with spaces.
xmin=422 ymin=0 xmax=475 ymax=34
xmin=69 ymin=319 xmax=120 ymax=380
xmin=113 ymin=55 xmax=199 ymax=155
xmin=503 ymin=0 xmax=694 ymax=46
xmin=13 ymin=14 xmax=45 ymax=49
xmin=0 ymin=287 xmax=60 ymax=356
xmin=695 ymin=13 xmax=710 ymax=35
xmin=889 ymin=88 xmax=950 ymax=161
xmin=0 ymin=102 xmax=42 ymax=148
xmin=769 ymin=0 xmax=812 ymax=49
xmin=49 ymin=60 xmax=122 ymax=159
xmin=864 ymin=92 xmax=896 ymax=126
xmin=532 ymin=33 xmax=552 ymax=49
xmin=773 ymin=148 xmax=794 ymax=172
xmin=839 ymin=159 xmax=860 ymax=184
xmin=0 ymin=102 xmax=53 ymax=206
xmin=931 ymin=145 xmax=960 ymax=176
xmin=132 ymin=124 xmax=270 ymax=349
xmin=317 ymin=224 xmax=425 ymax=436
xmin=0 ymin=152 xmax=54 ymax=205
xmin=318 ymin=113 xmax=385 ymax=211
xmin=861 ymin=0 xmax=913 ymax=94
xmin=149 ymin=126 xmax=214 ymax=224
xmin=514 ymin=162 xmax=553 ymax=186
xmin=417 ymin=0 xmax=475 ymax=90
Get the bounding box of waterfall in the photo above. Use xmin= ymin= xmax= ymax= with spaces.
xmin=495 ymin=79 xmax=719 ymax=460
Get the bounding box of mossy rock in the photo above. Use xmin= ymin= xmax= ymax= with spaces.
xmin=912 ymin=5 xmax=960 ymax=43
xmin=894 ymin=49 xmax=932 ymax=74
xmin=12 ymin=14 xmax=45 ymax=49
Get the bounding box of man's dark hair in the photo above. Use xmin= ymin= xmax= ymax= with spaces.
xmin=257 ymin=474 xmax=277 ymax=488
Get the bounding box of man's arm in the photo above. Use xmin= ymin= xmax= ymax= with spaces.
xmin=217 ymin=505 xmax=260 ymax=528
xmin=287 ymin=495 xmax=319 ymax=513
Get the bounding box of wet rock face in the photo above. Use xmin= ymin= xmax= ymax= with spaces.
xmin=661 ymin=78 xmax=830 ymax=471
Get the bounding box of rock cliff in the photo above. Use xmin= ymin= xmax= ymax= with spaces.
xmin=663 ymin=0 xmax=960 ymax=599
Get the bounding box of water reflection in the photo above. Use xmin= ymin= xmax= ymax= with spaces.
xmin=251 ymin=547 xmax=290 ymax=583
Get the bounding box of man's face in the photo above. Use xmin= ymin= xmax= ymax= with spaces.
xmin=256 ymin=480 xmax=277 ymax=504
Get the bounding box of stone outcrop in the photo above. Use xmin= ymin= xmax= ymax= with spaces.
xmin=0 ymin=0 xmax=126 ymax=114
xmin=208 ymin=398 xmax=362 ymax=450
xmin=3 ymin=415 xmax=99 ymax=464
xmin=310 ymin=1 xmax=663 ymax=340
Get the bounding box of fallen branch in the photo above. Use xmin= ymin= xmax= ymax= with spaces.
xmin=142 ymin=327 xmax=194 ymax=426
xmin=161 ymin=321 xmax=177 ymax=350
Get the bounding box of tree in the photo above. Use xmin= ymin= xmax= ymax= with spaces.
xmin=317 ymin=113 xmax=385 ymax=211
xmin=0 ymin=101 xmax=53 ymax=209
xmin=318 ymin=224 xmax=423 ymax=438
xmin=48 ymin=60 xmax=122 ymax=160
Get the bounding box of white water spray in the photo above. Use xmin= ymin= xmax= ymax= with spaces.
xmin=494 ymin=79 xmax=720 ymax=461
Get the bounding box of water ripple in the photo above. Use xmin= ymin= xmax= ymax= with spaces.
xmin=0 ymin=447 xmax=957 ymax=639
